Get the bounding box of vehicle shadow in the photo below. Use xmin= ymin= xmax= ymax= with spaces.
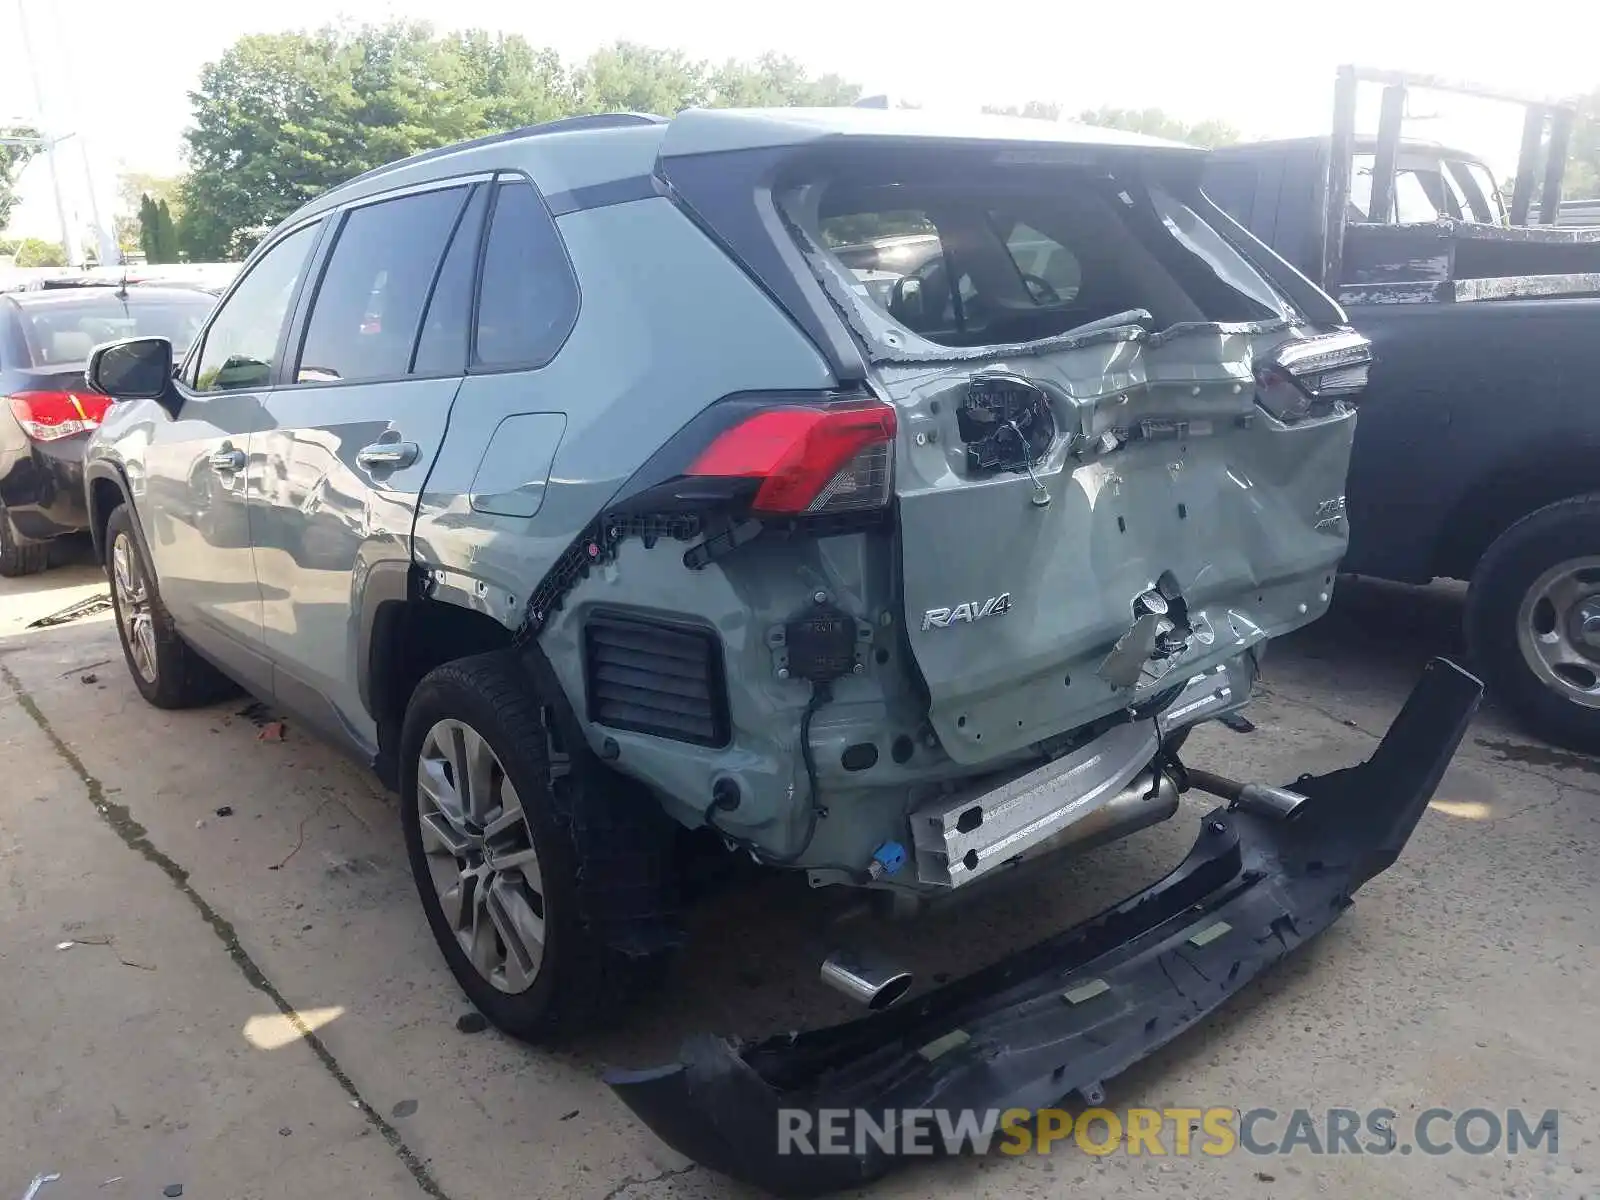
xmin=1269 ymin=574 xmax=1568 ymax=757
xmin=577 ymin=809 xmax=1212 ymax=1072
xmin=1277 ymin=574 xmax=1468 ymax=691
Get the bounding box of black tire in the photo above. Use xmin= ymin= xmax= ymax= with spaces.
xmin=399 ymin=650 xmax=677 ymax=1042
xmin=104 ymin=504 xmax=237 ymax=709
xmin=0 ymin=507 xmax=49 ymax=578
xmin=1466 ymin=494 xmax=1600 ymax=754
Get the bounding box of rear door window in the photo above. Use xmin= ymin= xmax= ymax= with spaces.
xmin=296 ymin=185 xmax=469 ymax=384
xmin=472 ymin=179 xmax=579 ymax=370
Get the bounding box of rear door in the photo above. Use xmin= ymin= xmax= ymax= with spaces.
xmin=141 ymin=221 xmax=324 ymax=693
xmin=250 ymin=179 xmax=486 ymax=749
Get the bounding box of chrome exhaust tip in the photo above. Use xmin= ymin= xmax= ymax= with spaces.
xmin=820 ymin=949 xmax=913 ymax=1010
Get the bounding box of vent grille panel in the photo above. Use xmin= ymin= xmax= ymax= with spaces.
xmin=584 ymin=614 xmax=729 ymax=747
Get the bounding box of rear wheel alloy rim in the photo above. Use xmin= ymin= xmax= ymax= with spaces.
xmin=417 ymin=718 xmax=546 ymax=994
xmin=1516 ymin=556 xmax=1600 ymax=709
xmin=111 ymin=533 xmax=157 ymax=684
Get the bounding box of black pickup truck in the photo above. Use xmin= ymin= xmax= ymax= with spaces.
xmin=1204 ymin=66 xmax=1600 ymax=752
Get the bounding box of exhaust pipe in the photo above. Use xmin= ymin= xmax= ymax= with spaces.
xmin=820 ymin=949 xmax=914 ymax=1010
xmin=1047 ymin=768 xmax=1181 ymax=856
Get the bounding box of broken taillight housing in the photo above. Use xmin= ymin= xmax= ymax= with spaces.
xmin=7 ymin=390 xmax=112 ymax=441
xmin=1254 ymin=331 xmax=1372 ymax=423
xmin=687 ymin=398 xmax=896 ymax=516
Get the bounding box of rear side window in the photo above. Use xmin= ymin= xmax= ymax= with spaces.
xmin=472 ymin=179 xmax=578 ymax=370
xmin=296 ymin=186 xmax=468 ymax=384
xmin=782 ymin=160 xmax=1290 ymax=354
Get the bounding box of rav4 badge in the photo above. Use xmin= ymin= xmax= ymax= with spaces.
xmin=922 ymin=593 xmax=1012 ymax=630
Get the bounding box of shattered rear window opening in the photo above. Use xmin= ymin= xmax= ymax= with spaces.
xmin=779 ymin=158 xmax=1296 ymax=360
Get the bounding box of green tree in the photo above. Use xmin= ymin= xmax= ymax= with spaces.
xmin=1 ymin=125 xmax=43 ymax=231
xmin=119 ymin=171 xmax=185 ymax=220
xmin=118 ymin=171 xmax=185 ymax=252
xmin=449 ymin=30 xmax=572 ymax=130
xmin=1565 ymin=90 xmax=1599 ymax=199
xmin=138 ymin=195 xmax=181 ymax=262
xmin=574 ymin=42 xmax=706 ymax=114
xmin=180 ymin=24 xmax=866 ymax=259
xmin=181 ymin=23 xmax=584 ymax=258
xmin=982 ymin=101 xmax=1064 ymax=121
xmin=980 ymin=102 xmax=1236 ymax=147
xmin=1075 ymin=105 xmax=1237 ymax=148
xmin=13 ymin=237 xmax=66 ymax=268
xmin=706 ymin=53 xmax=859 ymax=108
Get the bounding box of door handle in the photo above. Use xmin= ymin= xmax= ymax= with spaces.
xmin=209 ymin=448 xmax=245 ymax=472
xmin=357 ymin=440 xmax=420 ymax=470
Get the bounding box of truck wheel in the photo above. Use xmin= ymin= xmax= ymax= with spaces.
xmin=105 ymin=505 xmax=237 ymax=708
xmin=0 ymin=506 xmax=49 ymax=577
xmin=1466 ymin=495 xmax=1600 ymax=753
xmin=399 ymin=651 xmax=677 ymax=1042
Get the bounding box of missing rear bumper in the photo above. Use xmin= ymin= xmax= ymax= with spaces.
xmin=606 ymin=658 xmax=1482 ymax=1197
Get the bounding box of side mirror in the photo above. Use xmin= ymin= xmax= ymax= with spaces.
xmin=890 ymin=275 xmax=924 ymax=321
xmin=87 ymin=337 xmax=178 ymax=414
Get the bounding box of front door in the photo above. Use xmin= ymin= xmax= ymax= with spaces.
xmin=141 ymin=220 xmax=323 ymax=694
xmin=251 ymin=181 xmax=485 ymax=750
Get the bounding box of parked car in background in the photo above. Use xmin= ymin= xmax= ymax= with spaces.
xmin=1 ymin=263 xmax=243 ymax=297
xmin=81 ymin=107 xmax=1478 ymax=1193
xmin=0 ymin=284 xmax=215 ymax=575
xmin=1205 ymin=65 xmax=1600 ymax=751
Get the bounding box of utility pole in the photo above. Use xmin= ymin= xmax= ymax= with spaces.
xmin=77 ymin=135 xmax=118 ymax=265
xmin=14 ymin=0 xmax=85 ymax=266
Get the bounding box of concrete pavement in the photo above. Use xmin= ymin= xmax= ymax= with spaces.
xmin=1 ymin=557 xmax=1595 ymax=1199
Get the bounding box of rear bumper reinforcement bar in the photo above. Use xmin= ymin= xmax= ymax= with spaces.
xmin=605 ymin=658 xmax=1483 ymax=1197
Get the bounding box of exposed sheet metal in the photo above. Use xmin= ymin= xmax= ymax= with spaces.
xmin=908 ymin=719 xmax=1159 ymax=887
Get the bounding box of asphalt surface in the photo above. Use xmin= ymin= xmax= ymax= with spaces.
xmin=1 ymin=545 xmax=1595 ymax=1200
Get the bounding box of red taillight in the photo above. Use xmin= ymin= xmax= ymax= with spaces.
xmin=688 ymin=400 xmax=897 ymax=516
xmin=7 ymin=391 xmax=112 ymax=442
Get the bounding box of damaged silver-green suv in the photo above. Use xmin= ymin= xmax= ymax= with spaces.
xmin=82 ymin=106 xmax=1480 ymax=1193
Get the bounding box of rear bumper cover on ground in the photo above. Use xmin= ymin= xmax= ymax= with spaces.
xmin=606 ymin=658 xmax=1483 ymax=1197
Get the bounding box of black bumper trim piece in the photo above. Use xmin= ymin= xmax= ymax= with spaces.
xmin=605 ymin=657 xmax=1483 ymax=1197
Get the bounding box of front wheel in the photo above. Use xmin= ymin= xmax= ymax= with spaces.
xmin=399 ymin=651 xmax=676 ymax=1041
xmin=1466 ymin=494 xmax=1600 ymax=753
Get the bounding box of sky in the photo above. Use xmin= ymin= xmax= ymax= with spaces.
xmin=3 ymin=0 xmax=1599 ymax=244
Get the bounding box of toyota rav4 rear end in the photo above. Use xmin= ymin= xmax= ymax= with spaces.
xmin=552 ymin=109 xmax=1369 ymax=894
xmin=592 ymin=113 xmax=1486 ymax=1197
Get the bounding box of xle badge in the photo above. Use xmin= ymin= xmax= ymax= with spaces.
xmin=922 ymin=593 xmax=1012 ymax=630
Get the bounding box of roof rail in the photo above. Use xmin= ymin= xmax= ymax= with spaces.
xmin=335 ymin=112 xmax=669 ymax=193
